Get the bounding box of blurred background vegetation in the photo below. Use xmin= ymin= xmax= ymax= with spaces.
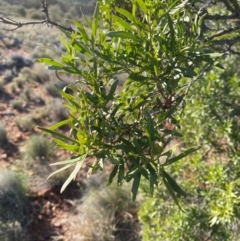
xmin=0 ymin=0 xmax=96 ymax=23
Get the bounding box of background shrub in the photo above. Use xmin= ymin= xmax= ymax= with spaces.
xmin=0 ymin=169 xmax=30 ymax=241
xmin=25 ymin=134 xmax=54 ymax=160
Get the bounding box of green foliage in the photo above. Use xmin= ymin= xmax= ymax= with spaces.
xmin=138 ymin=56 xmax=240 ymax=240
xmin=37 ymin=0 xmax=221 ymax=200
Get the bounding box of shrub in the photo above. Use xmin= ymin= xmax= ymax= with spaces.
xmin=44 ymin=82 xmax=60 ymax=97
xmin=11 ymin=99 xmax=24 ymax=111
xmin=15 ymin=116 xmax=35 ymax=132
xmin=13 ymin=75 xmax=27 ymax=89
xmin=43 ymin=99 xmax=68 ymax=122
xmin=69 ymin=175 xmax=139 ymax=241
xmin=2 ymin=70 xmax=14 ymax=83
xmin=138 ymin=56 xmax=240 ymax=241
xmin=15 ymin=6 xmax=27 ymax=17
xmin=30 ymin=94 xmax=45 ymax=105
xmin=7 ymin=55 xmax=33 ymax=72
xmin=0 ymin=169 xmax=30 ymax=241
xmin=25 ymin=135 xmax=54 ymax=160
xmin=38 ymin=0 xmax=220 ymax=198
xmin=28 ymin=11 xmax=45 ymax=20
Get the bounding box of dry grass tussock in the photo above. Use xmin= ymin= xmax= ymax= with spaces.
xmin=65 ymin=173 xmax=140 ymax=241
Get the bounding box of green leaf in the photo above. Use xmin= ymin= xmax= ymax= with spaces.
xmin=169 ymin=0 xmax=189 ymax=15
xmin=118 ymin=161 xmax=125 ymax=186
xmin=145 ymin=111 xmax=155 ymax=142
xmin=147 ymin=163 xmax=158 ymax=196
xmin=214 ymin=62 xmax=225 ymax=69
xmin=175 ymin=67 xmax=197 ymax=78
xmin=135 ymin=0 xmax=147 ymax=14
xmin=167 ymin=14 xmax=176 ymax=50
xmin=106 ymin=79 xmax=119 ymax=104
xmin=53 ymin=139 xmax=78 ymax=152
xmin=61 ymin=156 xmax=85 ymax=193
xmin=72 ymin=20 xmax=90 ymax=43
xmin=107 ymin=31 xmax=141 ymax=42
xmin=107 ymin=165 xmax=119 ymax=186
xmin=92 ymin=1 xmax=99 ymax=38
xmin=48 ymin=119 xmax=71 ymax=131
xmin=38 ymin=126 xmax=79 ymax=144
xmin=163 ymin=174 xmax=184 ymax=211
xmin=128 ymin=74 xmax=149 ymax=82
xmin=112 ymin=15 xmax=134 ymax=31
xmin=131 ymin=172 xmax=141 ymax=201
xmin=164 ymin=146 xmax=200 ymax=166
xmin=47 ymin=164 xmax=73 ymax=179
xmin=116 ymin=7 xmax=144 ymax=27
xmin=36 ymin=58 xmax=64 ymax=67
xmin=162 ymin=170 xmax=187 ymax=197
xmin=50 ymin=155 xmax=81 ymax=166
xmin=59 ymin=35 xmax=69 ymax=53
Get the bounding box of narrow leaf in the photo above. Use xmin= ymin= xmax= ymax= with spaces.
xmin=112 ymin=15 xmax=134 ymax=31
xmin=106 ymin=79 xmax=119 ymax=103
xmin=164 ymin=146 xmax=200 ymax=165
xmin=107 ymin=31 xmax=141 ymax=42
xmin=72 ymin=20 xmax=90 ymax=43
xmin=48 ymin=119 xmax=71 ymax=131
xmin=61 ymin=155 xmax=86 ymax=193
xmin=53 ymin=139 xmax=78 ymax=152
xmin=38 ymin=126 xmax=79 ymax=144
xmin=116 ymin=7 xmax=143 ymax=26
xmin=145 ymin=111 xmax=155 ymax=142
xmin=131 ymin=172 xmax=141 ymax=201
xmin=92 ymin=1 xmax=99 ymax=38
xmin=59 ymin=35 xmax=69 ymax=53
xmin=47 ymin=164 xmax=73 ymax=179
xmin=163 ymin=170 xmax=187 ymax=197
xmin=135 ymin=0 xmax=147 ymax=14
xmin=163 ymin=174 xmax=184 ymax=211
xmin=36 ymin=58 xmax=64 ymax=67
xmin=50 ymin=156 xmax=81 ymax=166
xmin=107 ymin=165 xmax=119 ymax=186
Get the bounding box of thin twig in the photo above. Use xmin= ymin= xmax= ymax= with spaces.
xmin=205 ymin=13 xmax=238 ymax=21
xmin=229 ymin=0 xmax=240 ymax=16
xmin=0 ymin=0 xmax=74 ymax=32
xmin=206 ymin=27 xmax=240 ymax=41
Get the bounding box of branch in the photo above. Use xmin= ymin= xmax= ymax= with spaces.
xmin=205 ymin=13 xmax=239 ymax=20
xmin=229 ymin=0 xmax=240 ymax=16
xmin=206 ymin=27 xmax=240 ymax=41
xmin=210 ymin=36 xmax=240 ymax=48
xmin=0 ymin=0 xmax=74 ymax=32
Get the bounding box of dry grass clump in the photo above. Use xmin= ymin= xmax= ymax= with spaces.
xmin=11 ymin=98 xmax=24 ymax=111
xmin=15 ymin=115 xmax=35 ymax=132
xmin=24 ymin=134 xmax=54 ymax=160
xmin=44 ymin=99 xmax=69 ymax=122
xmin=0 ymin=169 xmax=30 ymax=241
xmin=67 ymin=174 xmax=140 ymax=241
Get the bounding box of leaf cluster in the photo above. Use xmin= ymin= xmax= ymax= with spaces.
xmin=38 ymin=0 xmax=221 ymax=201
